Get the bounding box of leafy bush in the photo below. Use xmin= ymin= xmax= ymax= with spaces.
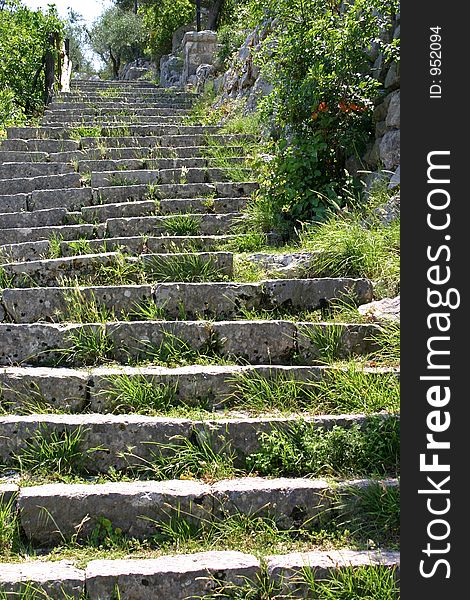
xmin=142 ymin=0 xmax=193 ymax=61
xmin=245 ymin=0 xmax=399 ymax=233
xmin=0 ymin=0 xmax=63 ymax=128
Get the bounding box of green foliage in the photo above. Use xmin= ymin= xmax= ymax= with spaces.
xmin=104 ymin=374 xmax=178 ymax=414
xmin=303 ymin=565 xmax=399 ymax=599
xmin=246 ymin=0 xmax=399 ymax=233
xmin=247 ymin=417 xmax=400 ymax=478
xmin=0 ymin=0 xmax=63 ymax=129
xmin=90 ymin=7 xmax=146 ymax=78
xmin=142 ymin=0 xmax=193 ymax=61
xmin=144 ymin=254 xmax=227 ymax=283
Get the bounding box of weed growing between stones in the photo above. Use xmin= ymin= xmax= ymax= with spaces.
xmin=334 ymin=481 xmax=400 ymax=548
xmin=163 ymin=215 xmax=201 ymax=236
xmin=103 ymin=374 xmax=178 ymax=415
xmin=247 ymin=417 xmax=400 ymax=479
xmin=299 ymin=565 xmax=399 ymax=599
xmin=298 ymin=323 xmax=346 ymax=364
xmin=144 ymin=254 xmax=227 ymax=283
xmin=107 ymin=174 xmax=141 ymax=186
xmin=0 ymin=497 xmax=17 ymax=557
xmin=66 ymin=239 xmax=94 ymax=256
xmin=69 ymin=126 xmax=102 ymax=140
xmin=11 ymin=426 xmax=95 ymax=480
xmin=228 ymin=368 xmax=399 ymax=415
xmin=0 ymin=583 xmax=84 ymax=600
xmin=367 ymin=322 xmax=400 ymax=367
xmin=0 ymin=266 xmax=15 ymax=289
xmin=58 ymin=288 xmax=118 ymax=324
xmin=62 ymin=326 xmax=115 ymax=366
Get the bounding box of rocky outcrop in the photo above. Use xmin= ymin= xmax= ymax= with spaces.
xmin=120 ymin=59 xmax=154 ymax=81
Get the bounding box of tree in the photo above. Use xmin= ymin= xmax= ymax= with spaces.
xmin=89 ymin=7 xmax=146 ymax=78
xmin=64 ymin=9 xmax=94 ymax=74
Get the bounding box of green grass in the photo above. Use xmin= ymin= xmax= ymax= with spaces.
xmin=107 ymin=174 xmax=141 ymax=186
xmin=302 ymin=565 xmax=399 ymax=599
xmin=367 ymin=322 xmax=400 ymax=367
xmin=163 ymin=215 xmax=201 ymax=236
xmin=47 ymin=234 xmax=63 ymax=259
xmin=299 ymin=323 xmax=346 ymax=364
xmin=0 ymin=583 xmax=85 ymax=599
xmin=62 ymin=325 xmax=115 ymax=366
xmin=228 ymin=368 xmax=399 ymax=415
xmin=0 ymin=266 xmax=14 ymax=289
xmin=66 ymin=238 xmax=94 ymax=256
xmin=247 ymin=417 xmax=399 ymax=479
xmin=299 ymin=214 xmax=400 ymax=299
xmin=144 ymin=254 xmax=227 ymax=283
xmin=69 ymin=126 xmax=102 ymax=140
xmin=0 ymin=496 xmax=17 ymax=557
xmin=220 ymin=113 xmax=261 ymax=136
xmin=103 ymin=374 xmax=178 ymax=415
xmin=12 ymin=426 xmax=97 ymax=479
xmin=57 ymin=288 xmax=118 ymax=323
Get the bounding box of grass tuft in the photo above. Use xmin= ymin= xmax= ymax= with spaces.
xmin=103 ymin=374 xmax=178 ymax=415
xmin=144 ymin=254 xmax=227 ymax=283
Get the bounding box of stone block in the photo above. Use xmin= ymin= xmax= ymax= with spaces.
xmin=0 ymin=561 xmax=85 ymax=599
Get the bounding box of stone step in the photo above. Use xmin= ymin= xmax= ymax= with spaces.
xmin=0 ymin=363 xmax=397 ymax=413
xmin=77 ymin=156 xmax=246 ymax=173
xmin=0 ymin=138 xmax=80 ymax=153
xmin=0 ymin=320 xmax=381 ymax=367
xmin=1 ymin=278 xmax=373 ymax=323
xmin=79 ymin=133 xmax=256 ymax=149
xmin=0 ymin=193 xmax=28 ymax=214
xmin=106 ymin=212 xmax=241 ymax=237
xmin=0 ymin=223 xmax=101 ymax=245
xmin=94 ymin=181 xmax=256 ymax=205
xmin=0 ymin=413 xmax=393 ymax=473
xmin=0 ymin=172 xmax=81 ymax=196
xmin=43 ymin=115 xmax=188 ymax=126
xmin=49 ymin=101 xmax=193 ymax=111
xmin=0 ymin=561 xmax=85 ymax=598
xmin=0 ymin=550 xmax=399 ymax=599
xmin=81 ymin=196 xmax=248 ymax=222
xmin=0 ymin=251 xmax=233 ymax=288
xmin=0 ymin=150 xmax=49 ymax=162
xmin=29 ymin=187 xmax=94 ymax=212
xmin=0 ymin=207 xmax=67 ymax=230
xmin=45 ymin=107 xmax=191 ymax=117
xmin=90 ymin=167 xmax=251 ymax=188
xmin=17 ymin=477 xmax=397 ymax=547
xmin=0 ymin=235 xmax=237 ymax=263
xmin=6 ymin=125 xmax=221 ymax=140
xmin=0 ymin=161 xmax=74 ymax=179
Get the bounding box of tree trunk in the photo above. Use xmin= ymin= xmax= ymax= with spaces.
xmin=207 ymin=0 xmax=224 ymax=30
xmin=109 ymin=48 xmax=120 ymax=79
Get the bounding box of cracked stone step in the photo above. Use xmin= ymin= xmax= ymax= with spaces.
xmin=0 ymin=561 xmax=85 ymax=598
xmin=1 ymin=278 xmax=373 ymax=323
xmin=0 ymin=172 xmax=81 ymax=195
xmin=0 ymin=320 xmax=381 ymax=367
xmin=85 ymin=552 xmax=259 ymax=600
xmin=0 ymin=207 xmax=67 ymax=230
xmin=0 ymin=240 xmax=51 ymax=262
xmin=0 ymin=413 xmax=388 ymax=473
xmin=29 ymin=187 xmax=94 ymax=212
xmin=17 ymin=478 xmax=396 ymax=546
xmin=0 ymin=364 xmax=396 ymax=413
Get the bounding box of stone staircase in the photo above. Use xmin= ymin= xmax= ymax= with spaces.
xmin=0 ymin=80 xmax=399 ymax=598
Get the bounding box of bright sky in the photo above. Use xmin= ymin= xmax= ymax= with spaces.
xmin=22 ymin=0 xmax=112 ymax=24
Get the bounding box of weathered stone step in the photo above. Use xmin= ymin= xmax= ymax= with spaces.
xmin=81 ymin=196 xmax=248 ymax=222
xmin=0 ymin=161 xmax=73 ymax=179
xmin=90 ymin=167 xmax=251 ymax=188
xmin=45 ymin=107 xmax=191 ymax=117
xmin=77 ymin=156 xmax=246 ymax=173
xmin=0 ymin=561 xmax=85 ymax=598
xmin=0 ymin=193 xmax=29 ymax=214
xmin=17 ymin=477 xmax=396 ymax=546
xmin=6 ymin=125 xmax=221 ymax=140
xmin=93 ymin=181 xmax=257 ymax=205
xmin=0 ymin=413 xmax=393 ymax=474
xmin=0 ymin=363 xmax=397 ymax=413
xmin=106 ymin=212 xmax=240 ymax=237
xmin=1 ymin=278 xmax=372 ymax=323
xmin=0 ymin=150 xmax=49 ymax=162
xmin=49 ymin=101 xmax=193 ymax=111
xmin=0 ymin=138 xmax=79 ymax=152
xmin=0 ymin=235 xmax=237 ymax=263
xmin=0 ymin=550 xmax=399 ymax=599
xmin=0 ymin=173 xmax=81 ymax=196
xmin=0 ymin=320 xmax=381 ymax=367
xmin=42 ymin=115 xmax=188 ymax=126
xmin=84 ymin=144 xmax=245 ymax=160
xmin=0 ymin=207 xmax=67 ymax=230
xmin=0 ymin=223 xmax=101 ymax=245
xmin=0 ymin=251 xmax=233 ymax=288
xmin=80 ymin=133 xmax=256 ymax=149
xmin=29 ymin=187 xmax=93 ymax=212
